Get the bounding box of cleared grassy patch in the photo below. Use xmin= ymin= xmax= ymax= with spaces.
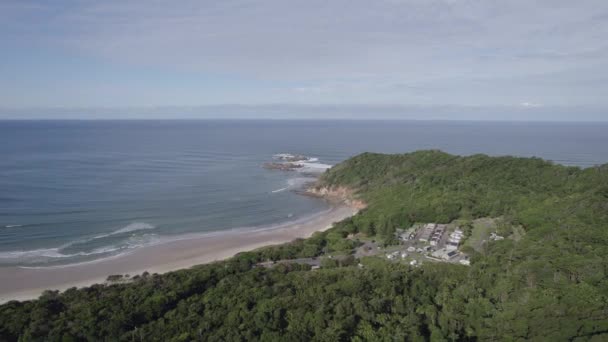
xmin=463 ymin=218 xmax=496 ymax=252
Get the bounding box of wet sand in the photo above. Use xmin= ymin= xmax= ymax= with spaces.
xmin=0 ymin=205 xmax=357 ymax=303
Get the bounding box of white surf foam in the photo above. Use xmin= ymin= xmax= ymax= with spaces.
xmin=0 ymin=248 xmax=65 ymax=260
xmin=11 ymin=235 xmax=164 ymax=269
xmin=0 ymin=223 xmax=158 ymax=264
xmin=297 ymin=162 xmax=332 ymax=173
xmin=0 ymin=244 xmax=130 ymax=261
xmin=273 ymin=153 xmax=292 ymax=159
xmin=8 ymin=205 xmax=341 ymax=269
xmin=87 ymin=222 xmax=156 ymax=240
xmin=269 ymin=153 xmax=332 ymax=173
xmin=273 ymin=153 xmax=305 ymax=160
xmin=125 ymin=233 xmax=162 ymax=249
xmin=110 ymin=222 xmax=155 ymax=235
xmin=271 ymin=187 xmax=288 ymax=193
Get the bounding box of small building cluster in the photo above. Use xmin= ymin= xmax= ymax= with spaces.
xmin=418 ymin=223 xmax=436 ymax=242
xmin=429 ymin=224 xmax=447 ymax=246
xmin=446 ymin=228 xmax=464 ymax=250
xmin=390 ymin=222 xmax=472 ymax=267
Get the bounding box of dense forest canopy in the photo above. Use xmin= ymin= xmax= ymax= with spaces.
xmin=1 ymin=150 xmax=607 ymax=341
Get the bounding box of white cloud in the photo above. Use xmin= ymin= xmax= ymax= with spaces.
xmin=1 ymin=0 xmax=608 ymax=107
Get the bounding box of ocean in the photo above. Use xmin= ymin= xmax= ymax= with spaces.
xmin=1 ymin=120 xmax=607 ymax=267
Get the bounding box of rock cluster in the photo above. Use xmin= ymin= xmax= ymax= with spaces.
xmin=263 ymin=162 xmax=304 ymax=171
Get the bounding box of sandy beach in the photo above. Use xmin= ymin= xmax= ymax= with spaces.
xmin=0 ymin=205 xmax=357 ymax=303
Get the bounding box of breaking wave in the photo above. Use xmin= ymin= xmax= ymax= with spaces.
xmin=297 ymin=161 xmax=332 ymax=172
xmin=91 ymin=222 xmax=155 ymax=240
xmin=2 ymin=224 xmax=23 ymax=229
xmin=0 ymin=223 xmax=158 ymax=266
xmin=0 ymin=245 xmax=125 ymax=261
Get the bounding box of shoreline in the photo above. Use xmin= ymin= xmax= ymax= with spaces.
xmin=0 ymin=204 xmax=357 ymax=303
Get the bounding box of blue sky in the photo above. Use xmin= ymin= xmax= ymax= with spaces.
xmin=1 ymin=0 xmax=607 ymax=120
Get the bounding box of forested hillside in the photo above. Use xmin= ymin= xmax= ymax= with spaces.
xmin=1 ymin=151 xmax=607 ymax=341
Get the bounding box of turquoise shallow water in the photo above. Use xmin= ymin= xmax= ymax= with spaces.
xmin=1 ymin=119 xmax=607 ymax=267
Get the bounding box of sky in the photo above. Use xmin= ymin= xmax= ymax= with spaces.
xmin=1 ymin=0 xmax=607 ymax=120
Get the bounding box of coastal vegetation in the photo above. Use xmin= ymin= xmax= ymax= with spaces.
xmin=1 ymin=150 xmax=607 ymax=341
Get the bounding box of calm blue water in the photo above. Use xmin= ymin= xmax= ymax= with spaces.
xmin=1 ymin=120 xmax=607 ymax=267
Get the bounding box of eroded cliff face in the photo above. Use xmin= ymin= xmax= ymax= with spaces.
xmin=306 ymin=185 xmax=367 ymax=209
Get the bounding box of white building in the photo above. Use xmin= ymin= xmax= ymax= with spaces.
xmin=419 ymin=223 xmax=436 ymax=242
xmin=490 ymin=232 xmax=505 ymax=241
xmin=432 ymin=248 xmax=459 ymax=260
xmin=445 ymin=228 xmax=464 ymax=250
xmin=431 ymin=249 xmax=446 ymax=259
